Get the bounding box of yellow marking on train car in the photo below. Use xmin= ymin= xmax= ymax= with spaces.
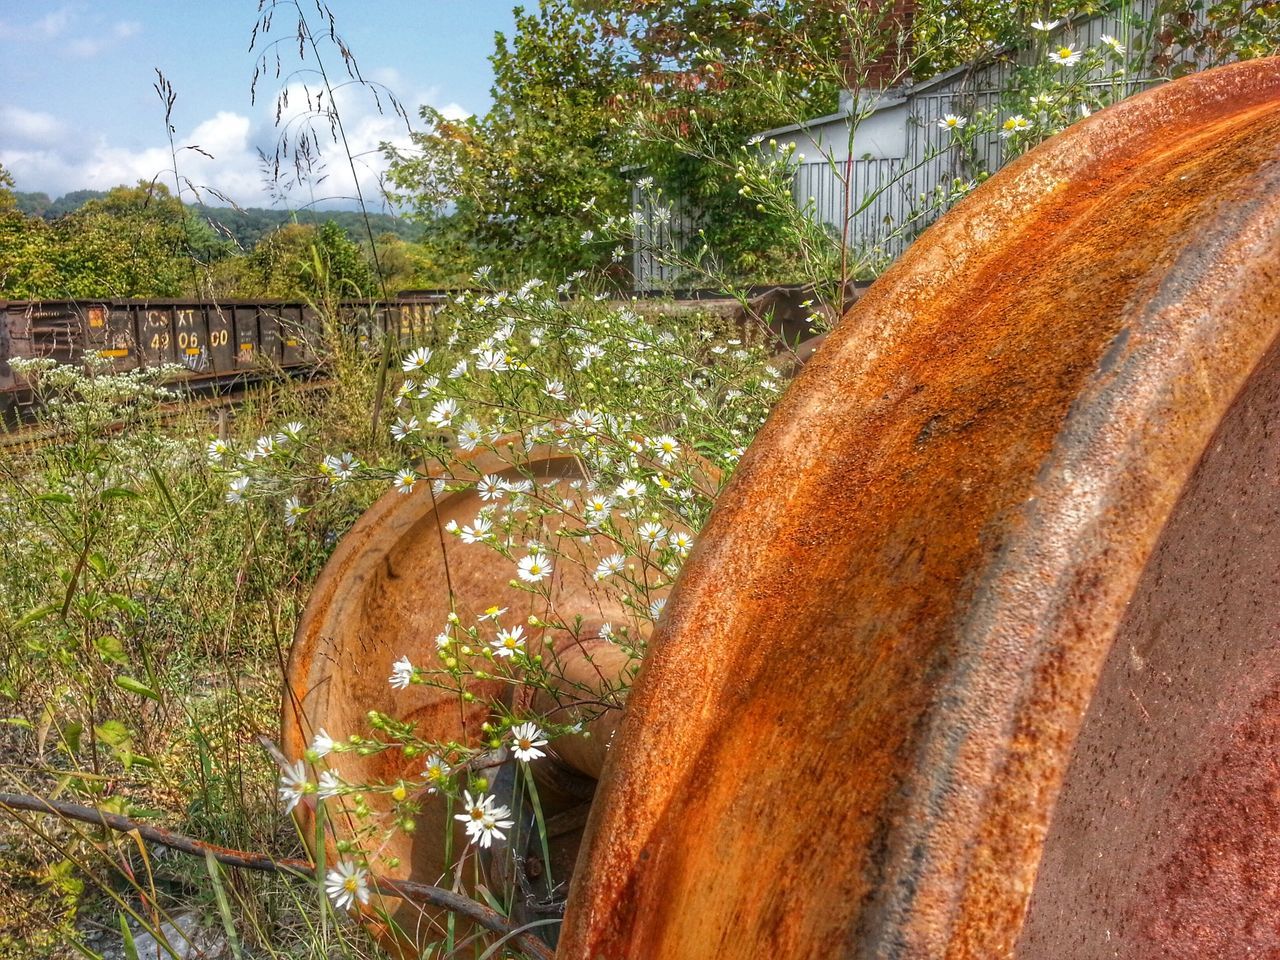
xmin=98 ymin=348 xmax=130 ymax=358
xmin=184 ymin=348 xmax=202 ymax=355
xmin=285 ymin=339 xmax=299 ymax=347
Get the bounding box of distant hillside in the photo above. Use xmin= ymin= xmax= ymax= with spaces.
xmin=195 ymin=206 xmax=423 ymax=250
xmin=13 ymin=190 xmax=422 ymax=248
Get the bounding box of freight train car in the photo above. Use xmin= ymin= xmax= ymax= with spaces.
xmin=0 ymin=297 xmax=444 ymax=423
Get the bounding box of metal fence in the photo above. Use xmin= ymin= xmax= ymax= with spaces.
xmin=631 ymin=0 xmax=1215 ymax=288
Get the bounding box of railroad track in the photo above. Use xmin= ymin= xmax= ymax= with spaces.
xmin=0 ymin=374 xmax=332 ymax=453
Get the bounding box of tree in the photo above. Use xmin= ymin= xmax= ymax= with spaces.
xmin=239 ymin=221 xmax=376 ymax=302
xmin=0 ymin=162 xmax=15 ymax=213
xmin=0 ymin=179 xmax=234 ymax=299
xmin=387 ymin=0 xmax=632 ymax=282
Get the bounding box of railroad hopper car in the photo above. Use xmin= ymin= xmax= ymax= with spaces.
xmin=0 ymin=298 xmax=441 ymax=423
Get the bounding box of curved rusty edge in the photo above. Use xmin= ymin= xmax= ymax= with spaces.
xmin=558 ymin=59 xmax=1280 ymax=959
xmin=283 ymin=442 xmax=609 ymax=951
xmin=283 ymin=439 xmax=722 ymax=951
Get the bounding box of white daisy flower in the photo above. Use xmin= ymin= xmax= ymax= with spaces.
xmin=638 ymin=521 xmax=668 ymax=545
xmin=284 ymin=496 xmax=306 ymax=528
xmin=207 ymin=438 xmax=229 ymax=462
xmin=648 ymin=435 xmax=680 ymax=464
xmin=278 ymin=760 xmax=311 ymax=813
xmin=669 ymin=530 xmax=694 ymax=556
xmin=1000 ymin=114 xmax=1031 ymax=138
xmin=449 ymin=358 xmax=468 ymax=379
xmin=545 ymin=379 xmax=567 ymax=401
xmin=613 ymin=479 xmax=646 ymax=500
xmin=393 ymin=469 xmax=417 ymax=494
xmin=477 ymin=475 xmax=504 ymax=501
xmin=324 ymin=861 xmax=370 ymax=911
xmin=277 ymin=421 xmax=305 ymax=443
xmin=517 ymin=553 xmax=551 ymax=583
xmin=937 ymin=113 xmax=968 ymax=131
xmin=569 ymin=409 xmax=604 ymax=432
xmin=457 ymin=419 xmax=484 ymax=452
xmin=1030 ymin=18 xmax=1061 ymax=30
xmin=322 ymin=452 xmax=359 ymax=483
xmin=225 ymin=475 xmax=250 ymax=505
xmin=649 ymin=597 xmax=667 ymax=621
xmin=423 ymin=754 xmax=450 ymax=792
xmin=595 ymin=553 xmax=626 ymax=580
xmin=428 ymin=399 xmax=458 ymax=428
xmin=391 ymin=417 xmax=419 ymax=442
xmin=510 ymin=722 xmax=548 ymax=763
xmin=1048 ymin=44 xmax=1082 ymax=66
xmin=460 ymin=517 xmax=492 ymax=544
xmin=310 ymin=728 xmax=335 ymax=757
xmin=500 ymin=478 xmax=533 ymax=495
xmin=492 ymin=624 xmax=527 ymax=657
xmin=576 ymin=344 xmax=606 ymax=370
xmin=476 ymin=348 xmax=509 ymax=373
xmin=388 ymin=656 xmax=414 ymax=689
xmin=454 ymin=791 xmax=514 ymax=848
xmin=583 ymin=495 xmax=613 ymax=526
xmin=1101 ymin=33 xmax=1126 ymax=55
xmin=401 ymin=346 xmax=433 ymax=373
xmin=317 ymin=769 xmax=343 ymax=799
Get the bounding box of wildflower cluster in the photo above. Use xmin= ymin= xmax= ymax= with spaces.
xmin=934 ymin=25 xmax=1133 ymax=159
xmin=214 ymin=271 xmax=784 ymax=912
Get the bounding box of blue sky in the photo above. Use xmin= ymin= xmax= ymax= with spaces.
xmin=0 ymin=1 xmax=517 ymax=208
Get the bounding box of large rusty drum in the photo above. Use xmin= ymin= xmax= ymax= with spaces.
xmin=560 ymin=58 xmax=1280 ymax=959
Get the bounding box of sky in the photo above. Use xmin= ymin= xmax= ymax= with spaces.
xmin=0 ymin=1 xmax=518 ymax=210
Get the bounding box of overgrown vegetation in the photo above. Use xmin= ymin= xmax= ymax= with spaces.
xmin=2 ymin=0 xmax=1280 ymax=957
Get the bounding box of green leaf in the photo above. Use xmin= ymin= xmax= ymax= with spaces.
xmin=37 ymin=492 xmax=74 ymax=504
xmin=93 ymin=719 xmax=131 ymax=747
xmin=205 ymin=852 xmax=245 ymax=960
xmin=114 ymin=676 xmax=159 ymax=701
xmin=60 ymin=721 xmax=83 ymax=756
xmin=99 ymin=486 xmax=141 ymax=500
xmin=118 ymin=914 xmax=140 ymax=960
xmin=16 ymin=603 xmax=60 ymax=630
xmin=94 ymin=635 xmax=128 ymax=665
xmin=105 ymin=594 xmax=145 ymax=619
xmin=87 ymin=553 xmax=109 ymax=577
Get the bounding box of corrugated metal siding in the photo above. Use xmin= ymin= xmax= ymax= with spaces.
xmin=631 ymin=0 xmax=1222 ymax=288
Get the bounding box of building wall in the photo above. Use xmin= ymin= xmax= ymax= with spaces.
xmin=631 ymin=0 xmax=1204 ymax=288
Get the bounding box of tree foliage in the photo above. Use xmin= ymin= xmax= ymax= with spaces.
xmin=388 ymin=1 xmax=633 ymax=283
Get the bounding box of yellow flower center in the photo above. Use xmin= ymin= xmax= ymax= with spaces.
xmin=344 ymin=877 xmax=359 ymax=892
xmin=518 ymin=738 xmax=531 ymax=750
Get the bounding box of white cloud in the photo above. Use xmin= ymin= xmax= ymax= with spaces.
xmin=0 ymin=85 xmax=468 ymax=210
xmin=1 ymin=106 xmax=66 ymax=145
xmin=0 ymin=6 xmax=73 ymax=40
xmin=34 ymin=8 xmax=73 ymax=38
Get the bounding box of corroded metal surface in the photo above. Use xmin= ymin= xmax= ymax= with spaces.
xmin=1017 ymin=312 xmax=1280 ymax=958
xmin=559 ymin=58 xmax=1280 ymax=959
xmin=282 ymin=447 xmax=633 ymax=948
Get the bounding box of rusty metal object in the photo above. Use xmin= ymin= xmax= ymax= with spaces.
xmin=282 ymin=444 xmax=710 ymax=950
xmin=559 ymin=58 xmax=1280 ymax=959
